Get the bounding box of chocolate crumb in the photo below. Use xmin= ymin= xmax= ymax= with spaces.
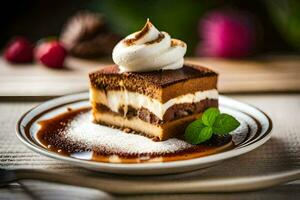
xmin=123 ymin=128 xmax=131 ymax=133
xmin=152 ymin=137 xmax=160 ymax=142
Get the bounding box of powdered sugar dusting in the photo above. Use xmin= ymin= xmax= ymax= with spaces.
xmin=64 ymin=111 xmax=193 ymax=155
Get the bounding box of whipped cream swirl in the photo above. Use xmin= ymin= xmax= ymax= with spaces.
xmin=112 ymin=19 xmax=187 ymax=72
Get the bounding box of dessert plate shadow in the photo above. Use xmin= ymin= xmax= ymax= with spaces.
xmin=16 ymin=92 xmax=272 ymax=175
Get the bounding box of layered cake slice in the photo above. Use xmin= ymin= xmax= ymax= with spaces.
xmin=89 ymin=64 xmax=218 ymax=141
xmin=89 ymin=19 xmax=219 ymax=141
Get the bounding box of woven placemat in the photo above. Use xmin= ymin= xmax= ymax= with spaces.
xmin=0 ymin=95 xmax=299 ymax=199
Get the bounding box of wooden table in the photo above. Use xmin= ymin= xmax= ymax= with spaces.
xmin=1 ymin=55 xmax=300 ymax=97
xmin=0 ymin=56 xmax=299 ymax=200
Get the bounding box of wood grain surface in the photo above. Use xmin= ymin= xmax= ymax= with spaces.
xmin=188 ymin=55 xmax=300 ymax=93
xmin=1 ymin=55 xmax=300 ymax=97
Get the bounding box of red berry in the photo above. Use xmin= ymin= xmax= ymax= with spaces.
xmin=4 ymin=37 xmax=33 ymax=63
xmin=35 ymin=40 xmax=67 ymax=68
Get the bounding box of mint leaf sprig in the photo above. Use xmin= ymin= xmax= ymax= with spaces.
xmin=184 ymin=108 xmax=240 ymax=145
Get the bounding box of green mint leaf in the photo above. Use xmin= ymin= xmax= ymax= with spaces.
xmin=213 ymin=113 xmax=240 ymax=135
xmin=184 ymin=119 xmax=205 ymax=144
xmin=197 ymin=126 xmax=213 ymax=143
xmin=184 ymin=119 xmax=213 ymax=144
xmin=202 ymin=107 xmax=220 ymax=127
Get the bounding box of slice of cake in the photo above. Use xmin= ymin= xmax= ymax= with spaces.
xmin=89 ymin=63 xmax=218 ymax=141
xmin=89 ymin=19 xmax=219 ymax=141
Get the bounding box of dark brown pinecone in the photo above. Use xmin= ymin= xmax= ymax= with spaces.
xmin=60 ymin=11 xmax=120 ymax=58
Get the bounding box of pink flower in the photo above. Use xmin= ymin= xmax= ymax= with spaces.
xmin=197 ymin=10 xmax=256 ymax=58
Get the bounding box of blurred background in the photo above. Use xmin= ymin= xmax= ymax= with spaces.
xmin=1 ymin=0 xmax=300 ymax=96
xmin=1 ymin=0 xmax=300 ymax=56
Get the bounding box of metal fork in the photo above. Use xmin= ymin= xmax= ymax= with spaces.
xmin=1 ymin=168 xmax=299 ymax=195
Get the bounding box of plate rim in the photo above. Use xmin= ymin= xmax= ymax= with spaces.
xmin=16 ymin=92 xmax=273 ymax=171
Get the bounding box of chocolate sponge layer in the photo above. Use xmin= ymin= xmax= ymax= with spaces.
xmin=95 ymin=99 xmax=218 ymax=125
xmin=89 ymin=63 xmax=218 ymax=103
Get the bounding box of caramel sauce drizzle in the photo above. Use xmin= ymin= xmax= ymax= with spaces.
xmin=35 ymin=108 xmax=234 ymax=164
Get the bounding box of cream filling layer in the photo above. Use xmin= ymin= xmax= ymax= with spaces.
xmin=90 ymin=88 xmax=218 ymax=120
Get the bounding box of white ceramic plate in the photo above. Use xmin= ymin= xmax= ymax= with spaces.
xmin=16 ymin=92 xmax=272 ymax=175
